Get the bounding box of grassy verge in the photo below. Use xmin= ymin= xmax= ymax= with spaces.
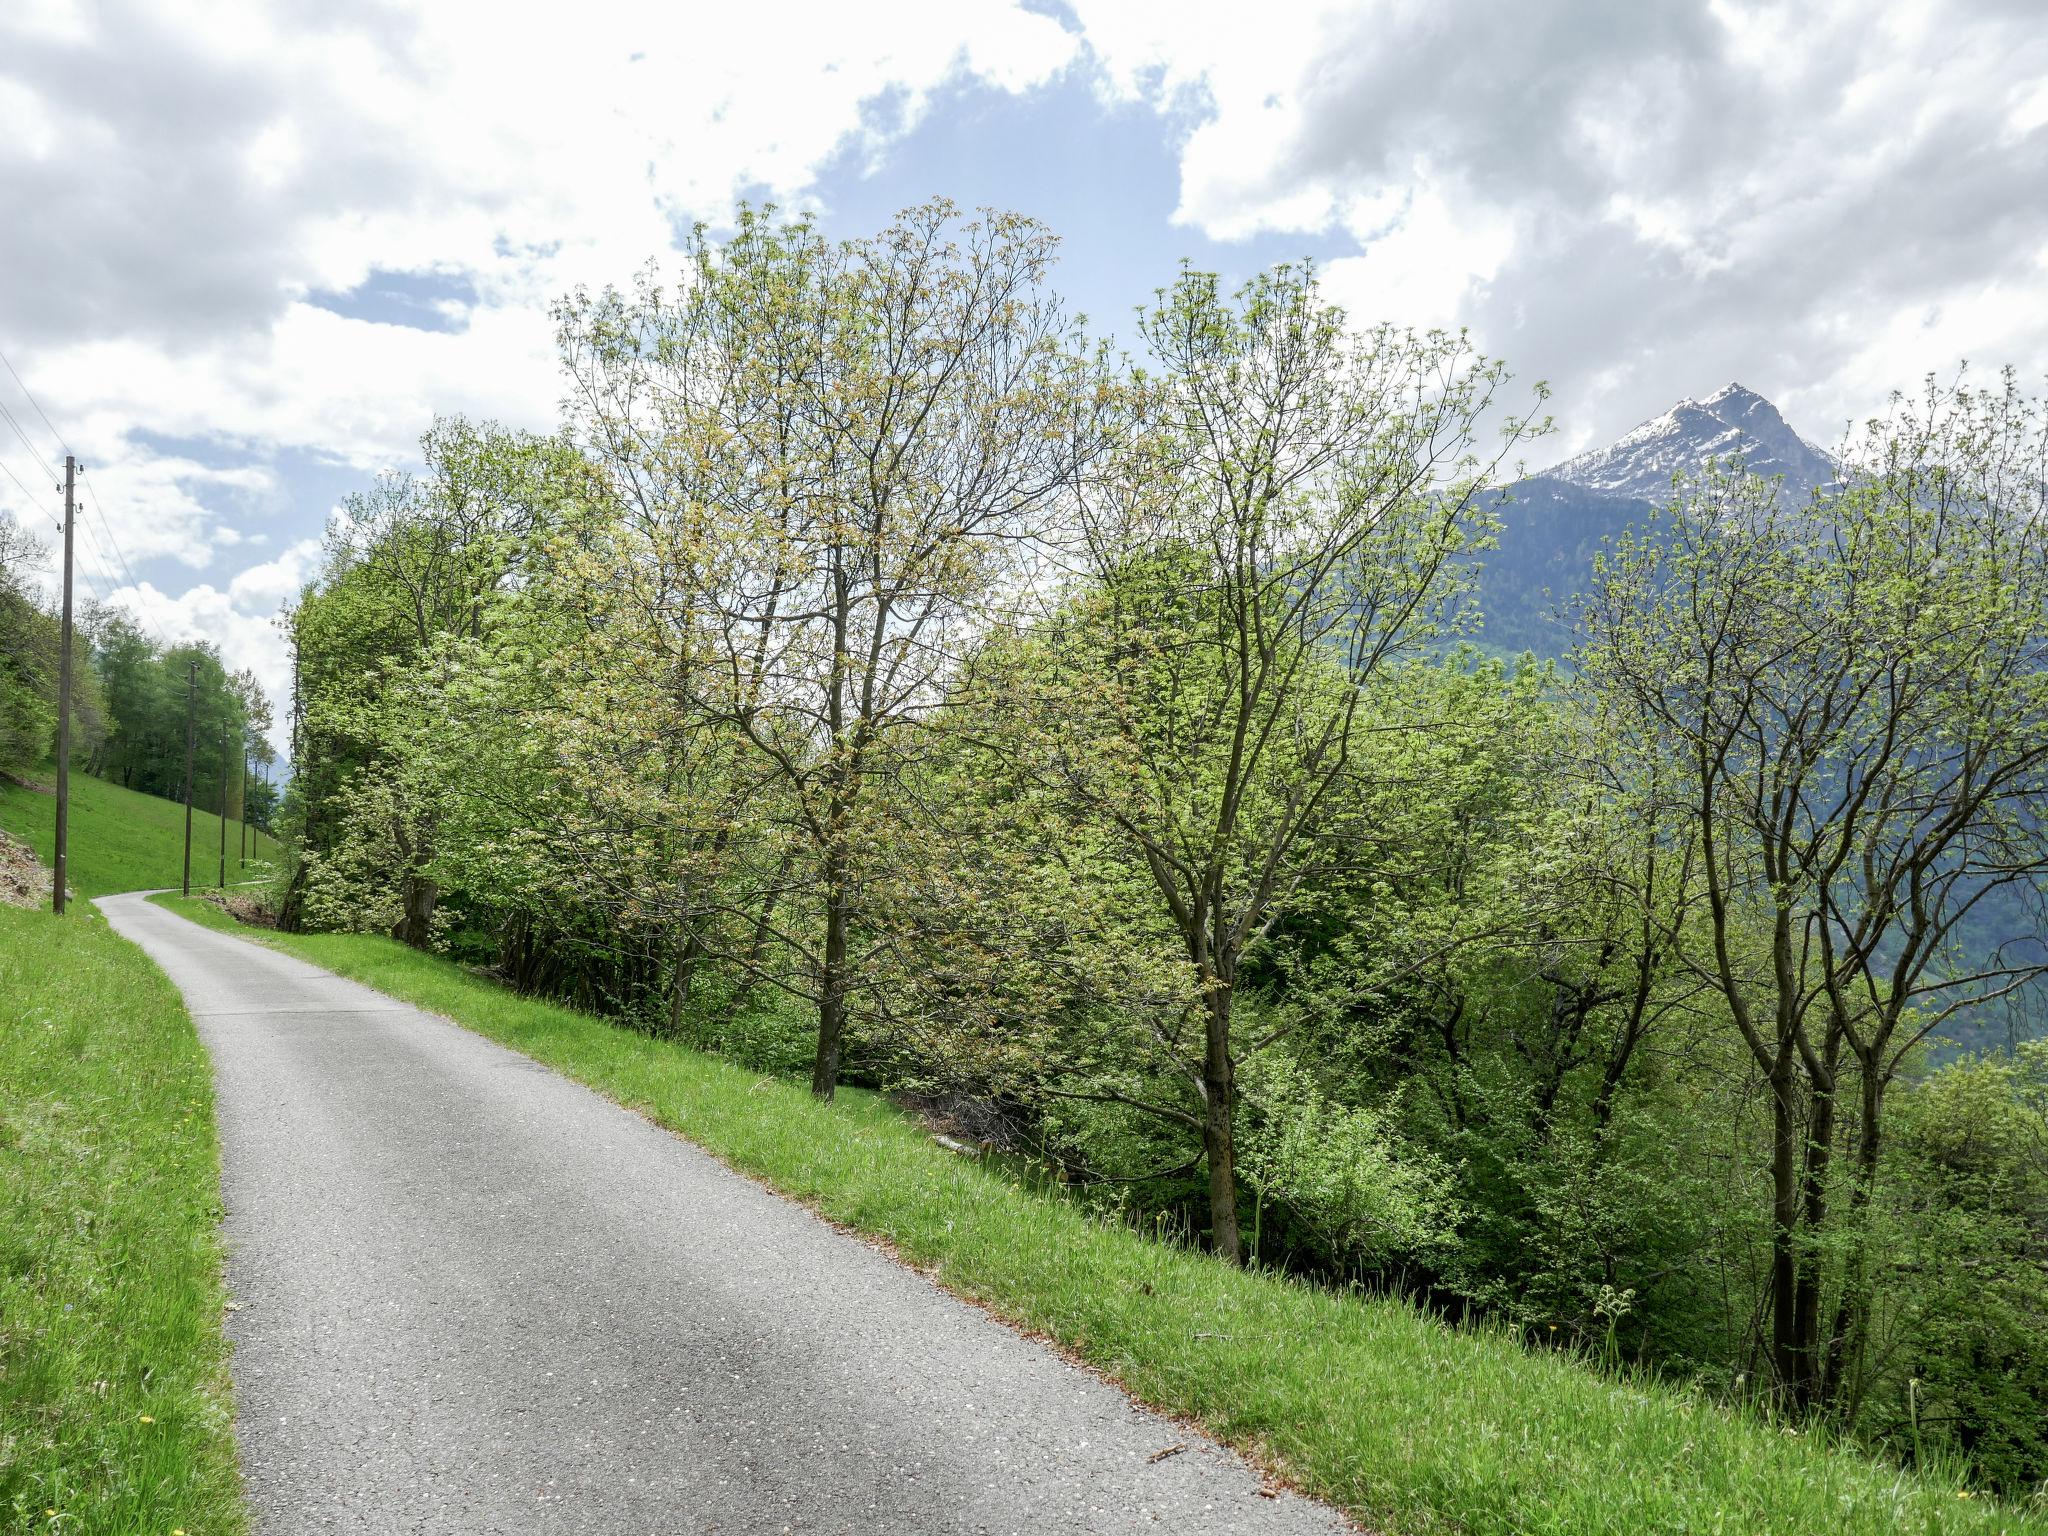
xmin=154 ymin=894 xmax=2038 ymax=1536
xmin=0 ymin=904 xmax=245 ymax=1534
xmin=0 ymin=767 xmax=281 ymax=903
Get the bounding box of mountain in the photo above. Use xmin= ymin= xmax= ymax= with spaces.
xmin=1544 ymin=382 xmax=1839 ymax=507
xmin=1471 ymin=388 xmax=2042 ymax=1052
xmin=1474 ymin=384 xmax=1837 ymax=657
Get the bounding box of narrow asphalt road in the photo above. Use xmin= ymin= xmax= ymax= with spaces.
xmin=98 ymin=893 xmax=1352 ymax=1536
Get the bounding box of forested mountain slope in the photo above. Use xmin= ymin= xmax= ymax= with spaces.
xmin=1474 ymin=386 xmax=2043 ymax=1055
xmin=1477 ymin=382 xmax=1842 ymax=655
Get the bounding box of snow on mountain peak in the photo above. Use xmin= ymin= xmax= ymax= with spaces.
xmin=1543 ymin=384 xmax=1838 ymax=505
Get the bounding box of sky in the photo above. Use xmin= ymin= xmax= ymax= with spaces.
xmin=2 ymin=0 xmax=2045 ymax=759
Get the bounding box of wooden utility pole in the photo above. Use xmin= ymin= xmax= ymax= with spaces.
xmin=52 ymin=456 xmax=76 ymax=914
xmin=239 ymin=745 xmax=248 ymax=870
xmin=181 ymin=658 xmax=197 ymax=898
xmin=217 ymin=722 xmax=228 ymax=889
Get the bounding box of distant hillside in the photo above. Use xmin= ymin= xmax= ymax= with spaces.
xmin=1474 ymin=475 xmax=1645 ymax=656
xmin=0 ymin=768 xmax=279 ymax=902
xmin=1477 ymin=383 xmax=1839 ymax=657
xmin=1470 ymin=388 xmax=2040 ymax=1054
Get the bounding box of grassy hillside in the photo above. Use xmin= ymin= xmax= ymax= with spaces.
xmin=0 ymin=766 xmax=280 ymax=902
xmin=158 ymin=893 xmax=2045 ymax=1536
xmin=0 ymin=904 xmax=246 ymax=1533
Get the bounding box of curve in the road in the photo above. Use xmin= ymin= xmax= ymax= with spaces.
xmin=98 ymin=892 xmax=1353 ymax=1536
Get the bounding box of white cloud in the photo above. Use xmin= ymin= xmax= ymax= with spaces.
xmin=116 ymin=579 xmax=294 ymax=758
xmin=227 ymin=536 xmax=324 ymax=613
xmin=1065 ymin=0 xmax=2048 ymax=451
xmin=11 ymin=0 xmax=2045 ymax=765
xmin=0 ymin=0 xmax=1081 ymax=752
xmin=1319 ymin=178 xmax=1517 ymax=333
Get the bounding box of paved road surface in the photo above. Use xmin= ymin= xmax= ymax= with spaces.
xmin=99 ymin=892 xmax=1351 ymax=1536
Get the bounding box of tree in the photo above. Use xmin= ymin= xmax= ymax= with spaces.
xmin=938 ymin=264 xmax=1542 ymax=1262
xmin=556 ymin=200 xmax=1110 ymax=1098
xmin=1354 ymin=658 xmax=1721 ymax=1346
xmin=76 ymin=614 xmax=256 ymax=807
xmin=0 ymin=516 xmax=99 ymax=777
xmin=281 ymin=417 xmax=591 ymax=941
xmin=88 ymin=609 xmax=165 ymax=786
xmin=1574 ymin=372 xmax=2048 ymax=1411
xmin=397 ymin=511 xmax=782 ymax=1027
xmin=0 ymin=513 xmax=57 ymax=775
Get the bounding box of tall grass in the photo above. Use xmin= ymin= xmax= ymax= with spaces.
xmin=0 ymin=905 xmax=246 ymax=1533
xmin=156 ymin=895 xmax=2041 ymax=1536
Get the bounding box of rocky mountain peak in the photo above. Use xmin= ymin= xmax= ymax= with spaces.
xmin=1541 ymin=383 xmax=1839 ymax=506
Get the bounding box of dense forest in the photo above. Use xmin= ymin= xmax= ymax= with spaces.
xmin=0 ymin=526 xmax=278 ymax=829
xmin=270 ymin=204 xmax=2048 ymax=1490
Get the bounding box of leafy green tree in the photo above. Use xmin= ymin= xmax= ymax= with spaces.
xmin=391 ymin=511 xmax=786 ymax=1029
xmin=0 ymin=513 xmax=57 ymax=775
xmin=78 ymin=612 xmax=261 ymax=819
xmin=282 ymin=417 xmax=591 ymax=940
xmin=1871 ymin=1044 xmax=2048 ymax=1488
xmin=556 ymin=201 xmax=1111 ymax=1098
xmin=1574 ymin=373 xmax=2048 ymax=1412
xmin=88 ymin=609 xmax=168 ymax=787
xmin=255 ymin=196 xmax=2048 ymax=1488
xmin=918 ymin=265 xmax=1542 ymax=1261
xmin=0 ymin=515 xmax=99 ymax=778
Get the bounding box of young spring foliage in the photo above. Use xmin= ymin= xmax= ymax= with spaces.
xmin=270 ymin=202 xmax=2048 ymax=1492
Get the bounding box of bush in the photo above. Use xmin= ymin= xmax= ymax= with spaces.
xmin=1238 ymin=1051 xmax=1460 ymax=1276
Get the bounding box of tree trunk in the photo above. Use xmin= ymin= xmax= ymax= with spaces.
xmin=811 ymin=842 xmax=849 ymax=1100
xmin=1203 ymin=984 xmax=1242 ymax=1265
xmin=499 ymin=909 xmax=532 ymax=989
xmin=1789 ymin=1065 xmax=1837 ymax=1414
xmin=734 ymin=846 xmax=797 ymax=1010
xmin=1823 ymin=1066 xmax=1884 ymax=1419
xmin=392 ymin=870 xmax=438 ymax=950
xmin=668 ymin=926 xmax=703 ymax=1038
xmin=1767 ymin=1058 xmax=1804 ymax=1408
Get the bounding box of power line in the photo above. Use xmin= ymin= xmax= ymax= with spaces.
xmin=0 ymin=395 xmax=57 ymax=482
xmin=0 ymin=344 xmax=71 ymax=456
xmin=0 ymin=352 xmax=67 ymax=532
xmin=72 ymin=516 xmax=119 ymax=607
xmin=76 ymin=468 xmax=170 ymax=645
xmin=0 ymin=446 xmax=109 ymax=601
xmin=79 ymin=472 xmax=144 ymax=593
xmin=0 ymin=344 xmax=172 ymax=645
xmin=77 ymin=505 xmax=125 ymax=591
xmin=0 ymin=349 xmax=73 ymax=538
xmin=0 ymin=459 xmax=64 ymax=541
xmin=0 ymin=452 xmax=129 ymax=622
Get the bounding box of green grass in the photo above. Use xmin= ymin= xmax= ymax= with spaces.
xmin=0 ymin=768 xmax=281 ymax=902
xmin=154 ymin=895 xmax=2042 ymax=1536
xmin=0 ymin=904 xmax=246 ymax=1534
